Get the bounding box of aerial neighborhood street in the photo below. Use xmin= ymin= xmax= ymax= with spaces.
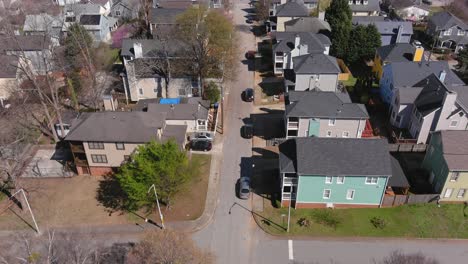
xmin=0 ymin=0 xmax=468 ymax=263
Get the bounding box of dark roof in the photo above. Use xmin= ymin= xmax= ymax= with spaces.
xmin=285 ymin=91 xmax=369 ymax=119
xmin=156 ymin=0 xmax=195 ymax=8
xmin=349 ymin=0 xmax=381 ymax=13
xmin=376 ymin=43 xmax=416 ymax=62
xmin=439 ymin=130 xmax=468 ymax=171
xmin=292 ymin=54 xmax=340 ymax=74
xmin=413 ymin=74 xmax=448 ymax=116
xmin=389 ymin=155 xmax=410 ymax=188
xmin=161 ymin=125 xmax=188 ymax=147
xmin=65 ymin=111 xmax=167 ymax=143
xmin=389 ymin=61 xmax=465 ymax=88
xmin=284 ymin=17 xmax=331 ymax=33
xmin=397 ymin=87 xmax=423 ymax=104
xmin=272 ymin=32 xmax=330 ymax=54
xmin=429 ymin=12 xmax=468 ymax=31
xmin=275 ymin=0 xmax=309 ymax=17
xmin=150 ymin=8 xmax=185 ymax=24
xmin=0 ymin=55 xmax=18 ymax=78
xmin=121 ymin=38 xmax=188 ymax=57
xmin=355 ymin=20 xmax=413 ymax=35
xmin=352 ymin=16 xmax=386 ymax=24
xmin=449 ymin=85 xmax=468 ymax=112
xmin=279 ymin=137 xmax=392 ymax=176
xmin=80 ymin=14 xmax=101 ymax=25
xmin=147 ymin=102 xmax=209 ymax=120
xmin=0 ymin=35 xmax=49 ymax=52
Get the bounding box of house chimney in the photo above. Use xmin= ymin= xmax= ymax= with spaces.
xmin=439 ymin=70 xmax=447 ymax=83
xmin=157 ymin=128 xmax=162 ymax=141
xmin=318 ymin=11 xmax=325 ymax=20
xmin=413 ymin=47 xmax=424 ymax=62
xmin=134 ymin=42 xmax=143 ymax=58
xmin=294 ymin=34 xmax=301 ymax=49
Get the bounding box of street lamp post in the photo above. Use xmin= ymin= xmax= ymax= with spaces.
xmin=9 ymin=189 xmax=40 ymax=234
xmin=148 ymin=184 xmax=165 ymax=229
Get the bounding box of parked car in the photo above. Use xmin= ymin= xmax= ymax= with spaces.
xmin=193 ymin=132 xmax=213 ymax=141
xmin=239 ymin=176 xmax=250 ymax=199
xmin=422 ymin=0 xmax=431 ymax=5
xmin=412 ymin=40 xmax=422 ymax=48
xmin=241 ymin=124 xmax=253 ymax=139
xmin=246 ymin=19 xmax=253 ymax=24
xmin=242 ymin=88 xmax=254 ymax=102
xmin=245 ymin=50 xmax=256 ymax=60
xmin=190 ymin=140 xmax=212 ymax=152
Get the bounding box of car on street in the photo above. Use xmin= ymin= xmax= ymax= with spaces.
xmin=241 ymin=124 xmax=253 ymax=139
xmin=239 ymin=176 xmax=250 ymax=199
xmin=190 ymin=140 xmax=212 ymax=152
xmin=412 ymin=40 xmax=422 ymax=48
xmin=193 ymin=132 xmax=213 ymax=141
xmin=245 ymin=50 xmax=256 ymax=60
xmin=242 ymin=88 xmax=254 ymax=102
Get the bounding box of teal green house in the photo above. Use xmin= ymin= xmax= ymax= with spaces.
xmin=279 ymin=137 xmax=392 ymax=208
xmin=422 ymin=131 xmax=468 ymax=202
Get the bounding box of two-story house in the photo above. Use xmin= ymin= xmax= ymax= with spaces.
xmin=284 ymin=91 xmax=369 ymax=138
xmin=23 ymin=13 xmax=63 ymax=46
xmin=65 ymin=111 xmax=187 ymax=176
xmin=283 ymin=17 xmax=331 ymax=34
xmin=372 ymin=43 xmax=423 ymax=80
xmin=392 ymin=0 xmax=430 ymax=21
xmin=427 ymin=11 xmax=468 ymax=54
xmin=272 ymin=32 xmax=331 ymax=75
xmin=422 ymin=130 xmax=468 ymax=202
xmin=270 ymin=0 xmax=318 ymax=11
xmin=269 ymin=0 xmax=309 ymax=32
xmin=349 ymin=0 xmax=380 ymax=16
xmin=149 ymin=7 xmax=185 ymax=36
xmin=284 ymin=53 xmax=342 ymax=92
xmin=353 ymin=18 xmax=413 ymax=46
xmin=379 ymin=60 xmax=464 ymax=105
xmin=279 ymin=137 xmax=392 ymax=208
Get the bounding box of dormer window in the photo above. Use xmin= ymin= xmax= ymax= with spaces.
xmin=348 ymin=0 xmax=353 ymax=4
xmin=458 ymin=30 xmax=465 ymax=36
xmin=355 ymin=0 xmax=361 ymax=4
xmin=363 ymin=0 xmax=368 ymax=4
xmin=444 ymin=28 xmax=452 ymax=35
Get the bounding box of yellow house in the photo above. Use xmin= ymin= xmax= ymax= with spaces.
xmin=273 ymin=0 xmax=309 ymax=32
xmin=372 ymin=43 xmax=423 ymax=80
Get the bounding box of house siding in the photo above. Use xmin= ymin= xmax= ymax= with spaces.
xmin=379 ymin=64 xmax=394 ymax=104
xmin=318 ymin=118 xmax=365 ymax=138
xmin=127 ymin=75 xmax=194 ymax=101
xmin=296 ymin=175 xmax=387 ymax=205
xmin=440 ymin=171 xmax=468 ymax=202
xmin=294 ymin=73 xmax=339 ymax=92
xmin=84 ymin=142 xmax=140 ymax=167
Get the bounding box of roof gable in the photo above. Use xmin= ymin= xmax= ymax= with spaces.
xmin=292 ymin=53 xmax=340 ymax=74
xmin=275 ymin=0 xmax=309 ymax=17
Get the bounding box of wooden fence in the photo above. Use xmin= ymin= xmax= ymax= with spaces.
xmin=382 ymin=194 xmax=439 ymax=207
xmin=389 ymin=143 xmax=427 ymax=153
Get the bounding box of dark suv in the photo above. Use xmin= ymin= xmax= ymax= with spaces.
xmin=242 ymin=88 xmax=254 ymax=102
xmin=190 ymin=140 xmax=212 ymax=152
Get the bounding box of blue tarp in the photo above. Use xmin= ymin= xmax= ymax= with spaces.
xmin=159 ymin=98 xmax=181 ymax=104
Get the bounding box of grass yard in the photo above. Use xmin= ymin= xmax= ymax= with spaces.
xmin=256 ymin=203 xmax=468 ymax=238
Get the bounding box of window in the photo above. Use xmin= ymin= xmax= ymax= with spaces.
xmin=365 ymin=177 xmax=378 ymax=184
xmin=450 ymin=120 xmax=458 ymax=127
xmin=342 ymin=131 xmax=349 ymax=138
xmin=283 ymin=186 xmax=292 ymax=193
xmin=91 ymin=154 xmax=108 ymax=163
xmin=323 ymin=189 xmax=331 ymax=199
xmin=139 ymin=88 xmax=143 ymax=95
xmin=444 ymin=29 xmax=452 ymax=35
xmin=88 ymin=142 xmax=104 ymax=149
xmin=325 ymin=176 xmax=333 ymax=184
xmin=115 ymin=10 xmax=121 ymax=16
xmin=329 ymin=119 xmax=336 ymax=126
xmin=443 ymin=188 xmax=453 ymax=198
xmin=115 ymin=143 xmax=125 ymax=150
xmin=450 ymin=172 xmax=460 ymax=182
xmin=457 ymin=189 xmax=466 ymax=198
xmin=337 ymin=176 xmax=345 ymax=184
xmin=326 ymin=131 xmax=332 ymax=137
xmin=153 ymin=88 xmax=158 ymax=94
xmin=346 ymin=189 xmax=355 ymax=200
xmin=457 ymin=30 xmax=465 ymax=36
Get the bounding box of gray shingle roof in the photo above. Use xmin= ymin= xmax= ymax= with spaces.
xmin=439 ymin=130 xmax=468 ymax=171
xmin=150 ymin=8 xmax=185 ymax=24
xmin=376 ymin=43 xmax=416 ymax=62
xmin=349 ymin=0 xmax=381 ymax=13
xmin=397 ymin=87 xmax=423 ymax=104
xmin=352 ymin=16 xmax=386 ymax=24
xmin=23 ymin=13 xmax=62 ymax=32
xmin=413 ymin=74 xmax=448 ymax=116
xmin=275 ymin=0 xmax=309 ymax=17
xmin=292 ymin=54 xmax=340 ymax=74
xmin=0 ymin=55 xmax=18 ymax=78
xmin=66 ymin=3 xmax=102 ymax=15
xmin=284 ymin=17 xmax=331 ymax=33
xmin=285 ymin=91 xmax=369 ymax=119
xmin=429 ymin=11 xmax=468 ymax=31
xmin=80 ymin=14 xmax=101 ymax=25
xmin=389 ymin=155 xmax=410 ymax=188
xmin=355 ymin=20 xmax=413 ymax=35
xmin=0 ymin=35 xmax=49 ymax=52
xmin=121 ymin=38 xmax=188 ymax=57
xmin=279 ymin=137 xmax=392 ymax=176
xmin=272 ymin=32 xmax=330 ymax=54
xmin=389 ymin=61 xmax=465 ymax=88
xmin=147 ymin=102 xmax=209 ymax=120
xmin=449 ymin=85 xmax=468 ymax=112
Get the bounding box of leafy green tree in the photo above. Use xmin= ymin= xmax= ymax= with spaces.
xmin=348 ymin=24 xmax=382 ymax=64
xmin=116 ymin=140 xmax=192 ymax=210
xmin=204 ymin=81 xmax=221 ymax=104
xmin=64 ymin=23 xmax=94 ymax=69
xmin=325 ymin=0 xmax=352 ymax=60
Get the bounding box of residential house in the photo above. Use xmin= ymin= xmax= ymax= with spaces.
xmin=121 ymin=38 xmax=198 ymax=101
xmin=372 ymin=43 xmax=423 ymax=80
xmin=349 ymin=0 xmax=380 ymax=16
xmin=0 ymin=55 xmax=18 ymax=107
xmin=391 ymin=0 xmax=430 ymax=21
xmin=283 ymin=17 xmax=331 ymax=34
xmin=272 ymin=32 xmax=331 ymax=75
xmin=284 ymin=91 xmax=369 ymax=138
xmin=65 ymin=111 xmax=187 ymax=176
xmin=23 ymin=13 xmax=63 ymax=46
xmin=149 ymin=8 xmax=185 ymax=36
xmin=53 ymin=0 xmax=80 ymax=6
xmin=269 ymin=0 xmax=309 ymax=32
xmin=270 ymin=0 xmax=318 ymax=13
xmin=422 ymin=130 xmax=468 ymax=202
xmin=109 ymin=0 xmax=141 ymax=19
xmin=379 ymin=60 xmax=464 ymax=105
xmin=279 ymin=137 xmax=392 ymax=208
xmin=388 ymin=72 xmax=468 ymax=143
xmin=427 ymin=11 xmax=468 ymax=53
xmin=284 ymin=53 xmax=342 ymax=92
xmin=353 ymin=17 xmax=413 ymax=46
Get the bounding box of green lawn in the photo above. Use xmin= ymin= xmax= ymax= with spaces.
xmin=256 ymin=204 xmax=468 ymax=238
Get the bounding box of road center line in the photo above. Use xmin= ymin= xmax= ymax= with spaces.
xmin=288 ymin=239 xmax=294 ymax=260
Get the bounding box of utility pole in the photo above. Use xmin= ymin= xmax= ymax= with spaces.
xmin=148 ymin=184 xmax=165 ymax=229
xmin=287 ymin=197 xmax=292 ymax=232
xmin=9 ymin=189 xmax=40 ymax=234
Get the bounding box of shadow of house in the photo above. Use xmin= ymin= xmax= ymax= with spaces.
xmin=251 ymin=112 xmax=285 ymax=139
xmin=251 ymin=156 xmax=280 ymax=207
xmin=259 ymin=77 xmax=284 ymax=96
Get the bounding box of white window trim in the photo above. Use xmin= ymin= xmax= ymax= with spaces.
xmin=346 ymin=189 xmax=355 ymax=200
xmin=365 ymin=176 xmax=378 ymax=185
xmin=457 ymin=189 xmax=466 ymax=198
xmin=325 ymin=176 xmax=333 ymax=184
xmin=323 ymin=189 xmax=331 ymax=199
xmin=337 ymin=176 xmax=345 ymax=184
xmin=329 ymin=119 xmax=336 ymax=126
xmin=450 ymin=172 xmax=459 ymax=182
xmin=443 ymin=188 xmax=453 ymax=198
xmin=444 ymin=29 xmax=452 ymax=35
xmin=449 ymin=120 xmax=458 ymax=127
xmin=326 ymin=131 xmax=332 ymax=137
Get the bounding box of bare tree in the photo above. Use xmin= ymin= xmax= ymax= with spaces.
xmin=140 ymin=0 xmax=153 ymax=32
xmin=374 ymin=251 xmax=440 ymax=264
xmin=127 ymin=230 xmax=214 ymax=264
